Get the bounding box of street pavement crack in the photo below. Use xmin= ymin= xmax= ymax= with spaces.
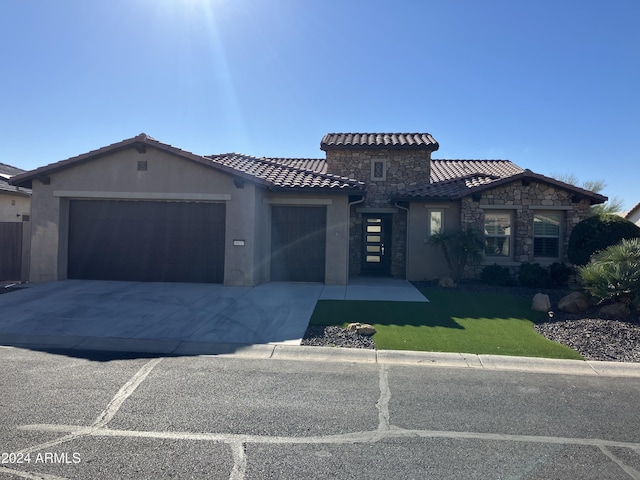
xmin=229 ymin=442 xmax=247 ymax=480
xmin=599 ymin=445 xmax=640 ymax=480
xmin=376 ymin=364 xmax=391 ymax=431
xmin=15 ymin=357 xmax=163 ymax=456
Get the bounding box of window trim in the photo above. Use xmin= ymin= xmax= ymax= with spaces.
xmin=533 ymin=211 xmax=562 ymax=261
xmin=428 ymin=208 xmax=444 ymax=237
xmin=483 ymin=210 xmax=514 ymax=261
xmin=370 ymin=159 xmax=387 ymax=181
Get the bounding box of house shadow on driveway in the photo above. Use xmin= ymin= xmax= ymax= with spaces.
xmin=0 ymin=278 xmax=428 ymax=361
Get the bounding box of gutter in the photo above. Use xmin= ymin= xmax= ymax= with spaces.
xmin=347 ymin=195 xmax=366 ymax=283
xmin=394 ymin=201 xmax=410 ymax=280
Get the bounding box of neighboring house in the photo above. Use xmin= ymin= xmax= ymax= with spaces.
xmin=625 ymin=201 xmax=640 ymax=226
xmin=0 ymin=163 xmax=31 ymax=281
xmin=10 ymin=132 xmax=606 ymax=286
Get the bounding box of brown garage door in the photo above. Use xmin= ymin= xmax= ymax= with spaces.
xmin=68 ymin=200 xmax=225 ymax=283
xmin=270 ymin=206 xmax=326 ymax=282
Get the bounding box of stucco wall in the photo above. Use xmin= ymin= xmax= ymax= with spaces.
xmin=406 ymin=201 xmax=461 ymax=281
xmin=26 ymin=145 xmax=351 ymax=286
xmin=0 ymin=191 xmax=30 ymax=222
xmin=27 ymin=146 xmax=259 ymax=285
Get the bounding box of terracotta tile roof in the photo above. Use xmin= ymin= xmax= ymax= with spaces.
xmin=10 ymin=134 xmax=363 ymax=193
xmin=321 ymin=133 xmax=439 ymax=151
xmin=398 ymin=160 xmax=607 ymax=204
xmin=207 ymin=154 xmax=364 ymax=191
xmin=430 ymin=159 xmax=524 ymax=182
xmin=0 ymin=162 xmax=30 ymax=195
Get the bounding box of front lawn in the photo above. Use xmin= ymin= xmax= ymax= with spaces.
xmin=309 ymin=289 xmax=583 ymax=359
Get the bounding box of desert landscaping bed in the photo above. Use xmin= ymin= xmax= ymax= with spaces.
xmin=302 ymin=282 xmax=640 ymax=363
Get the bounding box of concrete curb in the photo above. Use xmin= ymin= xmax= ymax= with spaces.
xmin=1 ymin=335 xmax=639 ymax=378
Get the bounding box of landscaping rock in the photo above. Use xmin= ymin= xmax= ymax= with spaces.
xmin=301 ymin=326 xmax=375 ymax=349
xmin=438 ymin=276 xmax=456 ymax=288
xmin=558 ymin=291 xmax=590 ymax=314
xmin=531 ymin=293 xmax=551 ymax=312
xmin=346 ymin=322 xmax=377 ymax=336
xmin=599 ymin=302 xmax=631 ymax=319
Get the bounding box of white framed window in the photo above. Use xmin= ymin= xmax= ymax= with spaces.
xmin=484 ymin=211 xmax=512 ymax=258
xmin=428 ymin=209 xmax=444 ymax=236
xmin=533 ymin=212 xmax=561 ymax=259
xmin=370 ymin=159 xmax=387 ymax=181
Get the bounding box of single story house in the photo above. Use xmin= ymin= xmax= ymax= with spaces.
xmin=625 ymin=201 xmax=640 ymax=226
xmin=10 ymin=132 xmax=606 ymax=285
xmin=1 ymin=163 xmax=31 ymax=281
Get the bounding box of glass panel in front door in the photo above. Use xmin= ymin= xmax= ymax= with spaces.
xmin=365 ymin=218 xmax=384 ymax=264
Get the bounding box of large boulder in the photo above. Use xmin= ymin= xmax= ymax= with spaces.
xmin=438 ymin=276 xmax=457 ymax=288
xmin=599 ymin=302 xmax=631 ymax=319
xmin=531 ymin=293 xmax=551 ymax=313
xmin=346 ymin=322 xmax=377 ymax=336
xmin=558 ymin=291 xmax=590 ymax=314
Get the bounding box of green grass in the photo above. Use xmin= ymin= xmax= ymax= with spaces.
xmin=309 ymin=289 xmax=583 ymax=359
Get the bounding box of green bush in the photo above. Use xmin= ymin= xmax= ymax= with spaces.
xmin=578 ymin=238 xmax=640 ymax=306
xmin=568 ymin=214 xmax=640 ymax=266
xmin=549 ymin=262 xmax=572 ymax=287
xmin=518 ymin=262 xmax=551 ymax=288
xmin=480 ymin=264 xmax=514 ymax=286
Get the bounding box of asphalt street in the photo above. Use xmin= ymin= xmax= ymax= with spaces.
xmin=1 ymin=346 xmax=639 ymax=479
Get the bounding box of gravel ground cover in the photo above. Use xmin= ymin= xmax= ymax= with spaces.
xmin=302 ymin=282 xmax=640 ymax=362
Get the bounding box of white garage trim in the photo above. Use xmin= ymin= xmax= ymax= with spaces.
xmin=54 ymin=190 xmax=231 ymax=201
xmin=264 ymin=198 xmax=333 ymax=205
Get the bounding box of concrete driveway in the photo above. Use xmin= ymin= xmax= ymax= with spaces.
xmin=0 ymin=278 xmax=427 ymax=354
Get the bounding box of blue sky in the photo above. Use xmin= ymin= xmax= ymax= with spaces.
xmin=2 ymin=0 xmax=638 ymax=210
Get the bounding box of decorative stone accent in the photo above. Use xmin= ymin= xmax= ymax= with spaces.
xmin=531 ymin=293 xmax=551 ymax=312
xmin=460 ymin=180 xmax=593 ymax=278
xmin=327 ymin=148 xmax=432 ymax=278
xmin=438 ymin=276 xmax=456 ymax=288
xmin=558 ymin=291 xmax=590 ymax=313
xmin=346 ymin=322 xmax=377 ymax=336
xmin=599 ymin=302 xmax=631 ymax=319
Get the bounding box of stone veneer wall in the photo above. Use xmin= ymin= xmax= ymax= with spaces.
xmin=461 ymin=180 xmax=593 ymax=278
xmin=325 ymin=149 xmax=431 ymax=277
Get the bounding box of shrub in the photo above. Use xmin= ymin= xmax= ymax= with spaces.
xmin=568 ymin=214 xmax=640 ymax=266
xmin=480 ymin=264 xmax=514 ymax=286
xmin=578 ymin=238 xmax=640 ymax=306
xmin=549 ymin=262 xmax=572 ymax=287
xmin=429 ymin=226 xmax=484 ymax=281
xmin=518 ymin=262 xmax=551 ymax=288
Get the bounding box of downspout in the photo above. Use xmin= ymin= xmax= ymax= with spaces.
xmin=347 ymin=195 xmax=365 ymax=284
xmin=394 ymin=201 xmax=409 ymax=280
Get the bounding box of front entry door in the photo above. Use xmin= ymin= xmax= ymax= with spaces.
xmin=361 ymin=214 xmax=392 ymax=276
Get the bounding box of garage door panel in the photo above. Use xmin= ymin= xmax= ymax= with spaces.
xmin=68 ymin=200 xmax=225 ymax=283
xmin=270 ymin=206 xmax=326 ymax=282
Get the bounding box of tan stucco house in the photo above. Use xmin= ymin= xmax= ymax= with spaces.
xmin=9 ymin=132 xmax=606 ymax=286
xmin=625 ymin=201 xmax=640 ymax=226
xmin=1 ymin=163 xmax=31 ymax=281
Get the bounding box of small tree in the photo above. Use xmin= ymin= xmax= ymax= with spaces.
xmin=578 ymin=238 xmax=640 ymax=306
xmin=429 ymin=226 xmax=484 ymax=281
xmin=551 ymin=173 xmax=623 ymax=215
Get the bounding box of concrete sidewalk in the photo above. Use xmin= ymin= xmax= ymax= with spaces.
xmin=1 ymin=279 xmax=639 ymax=378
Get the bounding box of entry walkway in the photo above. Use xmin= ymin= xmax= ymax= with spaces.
xmin=0 ymin=278 xmax=427 ymax=353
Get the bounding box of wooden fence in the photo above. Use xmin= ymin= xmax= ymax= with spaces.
xmin=0 ymin=222 xmax=22 ymax=281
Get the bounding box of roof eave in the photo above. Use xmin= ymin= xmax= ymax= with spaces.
xmin=268 ymin=186 xmax=366 ymax=195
